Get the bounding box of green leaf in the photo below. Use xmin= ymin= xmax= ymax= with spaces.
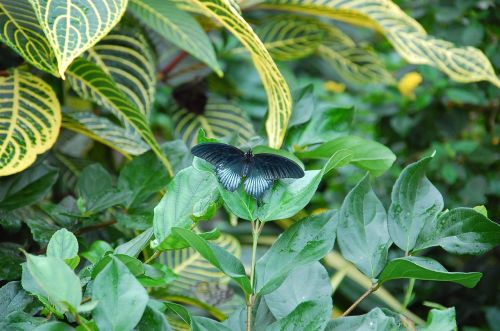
xmin=28 ymin=0 xmax=127 ymax=78
xmin=0 ymin=163 xmax=58 ymax=211
xmin=378 ymin=256 xmax=482 ymax=288
xmin=93 ymin=257 xmax=149 ymax=331
xmin=170 ymin=227 xmax=252 ymax=294
xmin=114 ymin=227 xmax=154 ymax=258
xmin=47 ymin=228 xmax=79 ymax=260
xmin=136 ymin=301 xmax=173 ymax=331
xmin=387 ymin=156 xmax=444 ymax=253
xmin=22 ymin=254 xmax=82 ymax=313
xmin=137 ymin=263 xmax=177 ymax=287
xmin=92 ymin=254 xmax=145 ymax=278
xmin=193 ymin=316 xmax=233 ymax=331
xmin=418 ymin=308 xmax=456 ymax=331
xmin=81 ymin=240 xmax=113 ymax=264
xmin=338 ymin=174 xmax=391 ymax=278
xmin=326 ymin=307 xmax=403 ymax=330
xmin=0 ymin=243 xmax=24 ymax=280
xmin=0 ymin=281 xmax=33 ymax=319
xmin=415 ymin=208 xmax=500 ymax=255
xmin=128 ymin=0 xmax=221 ymax=76
xmin=0 ymin=0 xmax=58 ymax=75
xmin=256 ymin=15 xmax=326 ymax=61
xmin=153 ymin=166 xmax=219 ymax=250
xmin=33 ymin=321 xmax=75 ymax=331
xmin=255 ymin=211 xmax=337 ymax=294
xmin=66 ymin=57 xmax=174 ymax=176
xmin=26 ymin=218 xmax=60 ymax=244
xmin=0 ymin=311 xmax=44 ymax=330
xmin=0 ymin=69 xmax=61 ymax=176
xmin=296 ymin=136 xmax=396 ymax=176
xmin=264 ymin=262 xmax=332 ymax=320
xmin=266 ymin=296 xmax=332 ymax=331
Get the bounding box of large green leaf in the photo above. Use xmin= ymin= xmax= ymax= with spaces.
xmin=260 ymin=0 xmax=500 ymax=87
xmin=264 ymin=262 xmax=332 ymax=320
xmin=266 ymin=296 xmax=332 ymax=331
xmin=326 ymin=308 xmax=403 ymax=330
xmin=255 ymin=211 xmax=337 ymax=295
xmin=170 ymin=227 xmax=252 ymax=294
xmin=378 ymin=256 xmax=482 ymax=288
xmin=0 ymin=243 xmax=24 ymax=281
xmin=188 ymin=0 xmax=292 ymax=148
xmin=66 ymin=57 xmax=174 ymax=175
xmin=297 ymin=136 xmax=396 ymax=176
xmin=0 ymin=69 xmax=61 ymax=176
xmin=93 ymin=257 xmax=149 ymax=331
xmin=387 ymin=156 xmax=443 ymax=253
xmin=415 ymin=208 xmax=500 ymax=255
xmin=338 ymin=174 xmax=391 ymax=278
xmin=46 ymin=228 xmax=79 ymax=261
xmin=256 ymin=15 xmax=326 ymax=61
xmin=136 ymin=301 xmax=173 ymax=331
xmin=0 ymin=163 xmax=58 ymax=211
xmin=21 ymin=254 xmax=82 ymax=313
xmin=418 ymin=308 xmax=456 ymax=331
xmin=0 ymin=0 xmax=58 ymax=75
xmin=0 ymin=281 xmax=33 ymax=320
xmin=28 ymin=0 xmax=127 ymax=78
xmin=128 ymin=0 xmax=221 ymax=75
xmin=153 ymin=166 xmax=219 ymax=250
xmin=172 ymin=102 xmax=255 ymax=147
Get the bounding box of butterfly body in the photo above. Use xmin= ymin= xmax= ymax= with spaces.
xmin=192 ymin=143 xmax=304 ymax=204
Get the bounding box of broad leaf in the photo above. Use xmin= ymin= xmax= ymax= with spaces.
xmin=93 ymin=257 xmax=149 ymax=331
xmin=136 ymin=301 xmax=173 ymax=331
xmin=47 ymin=228 xmax=79 ymax=261
xmin=28 ymin=0 xmax=127 ymax=78
xmin=66 ymin=57 xmax=174 ymax=176
xmin=0 ymin=0 xmax=58 ymax=75
xmin=264 ymin=262 xmax=332 ymax=320
xmin=387 ymin=156 xmax=443 ymax=253
xmin=128 ymin=0 xmax=221 ymax=75
xmin=0 ymin=311 xmax=44 ymax=330
xmin=170 ymin=227 xmax=252 ymax=294
xmin=81 ymin=240 xmax=112 ymax=264
xmin=418 ymin=308 xmax=456 ymax=331
xmin=0 ymin=281 xmax=33 ymax=319
xmin=338 ymin=174 xmax=391 ymax=278
xmin=193 ymin=316 xmax=234 ymax=330
xmin=153 ymin=166 xmax=219 ymax=250
xmin=115 ymin=227 xmax=154 ymax=257
xmin=189 ymin=0 xmax=292 ymax=148
xmin=0 ymin=163 xmax=58 ymax=211
xmin=0 ymin=243 xmax=23 ymax=280
xmin=22 ymin=254 xmax=82 ymax=313
xmin=297 ymin=136 xmax=396 ymax=176
xmin=0 ymin=69 xmax=61 ymax=176
xmin=378 ymin=256 xmax=482 ymax=288
xmin=255 ymin=211 xmax=337 ymax=294
xmin=326 ymin=307 xmax=403 ymax=330
xmin=261 ymin=0 xmax=500 ymax=87
xmin=415 ymin=208 xmax=500 ymax=255
xmin=266 ymin=296 xmax=332 ymax=331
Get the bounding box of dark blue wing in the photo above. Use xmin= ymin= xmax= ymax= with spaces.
xmin=252 ymin=153 xmax=304 ymax=179
xmin=191 ymin=143 xmax=244 ymax=167
xmin=244 ymin=167 xmax=274 ymax=200
xmin=215 ymin=159 xmax=243 ymax=191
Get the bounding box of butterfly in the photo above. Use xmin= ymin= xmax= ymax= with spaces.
xmin=191 ymin=143 xmax=304 ymax=204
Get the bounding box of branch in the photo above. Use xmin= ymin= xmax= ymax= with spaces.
xmin=158 ymin=51 xmax=188 ymax=80
xmin=341 ymin=284 xmax=379 ymax=317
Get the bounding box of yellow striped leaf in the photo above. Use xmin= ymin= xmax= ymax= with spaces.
xmin=261 ymin=0 xmax=500 ymax=87
xmin=28 ymin=0 xmax=128 ymax=78
xmin=81 ymin=27 xmax=156 ymax=118
xmin=128 ymin=0 xmax=222 ymax=76
xmin=187 ymin=0 xmax=292 ymax=148
xmin=172 ymin=101 xmax=255 ymax=147
xmin=0 ymin=0 xmax=58 ymax=76
xmin=256 ymin=15 xmax=326 ymax=61
xmin=0 ymin=69 xmax=61 ymax=176
xmin=66 ymin=57 xmax=174 ymax=176
xmin=318 ymin=26 xmax=394 ymax=85
xmin=62 ymin=112 xmax=149 ymax=156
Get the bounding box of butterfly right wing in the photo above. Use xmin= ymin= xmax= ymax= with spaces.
xmin=215 ymin=158 xmax=244 ymax=191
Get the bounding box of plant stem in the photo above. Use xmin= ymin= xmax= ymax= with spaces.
xmin=75 ymin=313 xmax=92 ymax=331
xmin=402 ymin=278 xmax=415 ymax=310
xmin=159 ymin=51 xmax=188 ymax=80
xmin=144 ymin=250 xmax=160 ymax=264
xmin=341 ymin=284 xmax=379 ymax=317
xmin=247 ymin=220 xmax=263 ymax=331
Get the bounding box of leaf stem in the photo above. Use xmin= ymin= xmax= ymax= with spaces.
xmin=402 ymin=278 xmax=415 ymax=310
xmin=247 ymin=219 xmax=263 ymax=331
xmin=75 ymin=313 xmax=92 ymax=331
xmin=144 ymin=250 xmax=160 ymax=264
xmin=159 ymin=51 xmax=188 ymax=80
xmin=341 ymin=284 xmax=379 ymax=317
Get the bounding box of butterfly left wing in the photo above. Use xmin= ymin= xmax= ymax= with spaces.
xmin=215 ymin=158 xmax=243 ymax=191
xmin=244 ymin=167 xmax=274 ymax=200
xmin=252 ymin=153 xmax=305 ymax=180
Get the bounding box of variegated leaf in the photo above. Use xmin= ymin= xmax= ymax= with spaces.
xmin=172 ymin=101 xmax=255 ymax=147
xmin=0 ymin=0 xmax=58 ymax=76
xmin=28 ymin=0 xmax=128 ymax=78
xmin=62 ymin=111 xmax=149 ymax=156
xmin=187 ymin=0 xmax=292 ymax=148
xmin=128 ymin=0 xmax=222 ymax=76
xmin=262 ymin=0 xmax=500 ymax=87
xmin=0 ymin=69 xmax=61 ymax=176
xmin=66 ymin=57 xmax=174 ymax=176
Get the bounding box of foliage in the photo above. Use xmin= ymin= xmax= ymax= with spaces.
xmin=0 ymin=0 xmax=499 ymax=330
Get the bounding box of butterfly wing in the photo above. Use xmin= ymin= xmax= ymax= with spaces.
xmin=244 ymin=167 xmax=274 ymax=200
xmin=191 ymin=143 xmax=245 ymax=192
xmin=252 ymin=153 xmax=305 ymax=180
